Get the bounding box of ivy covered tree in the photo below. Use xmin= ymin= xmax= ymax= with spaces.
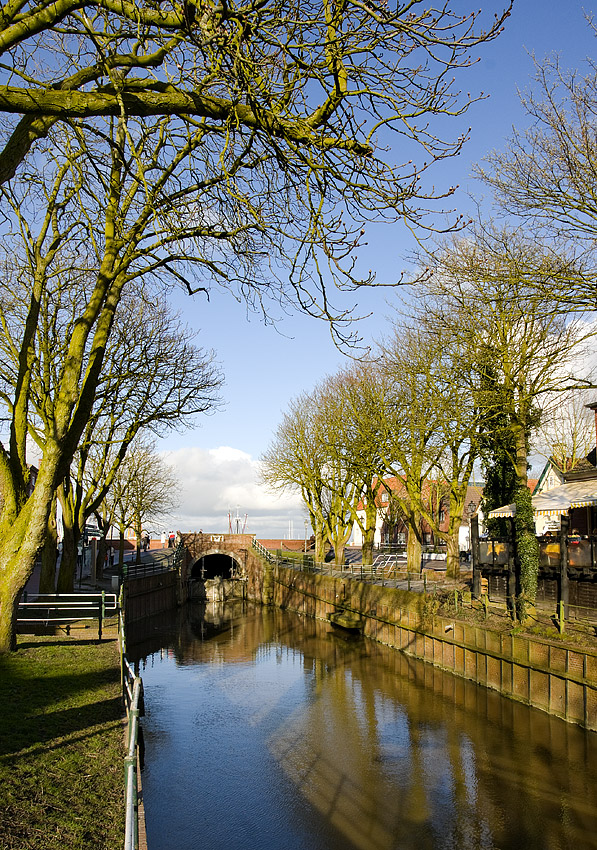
xmin=422 ymin=227 xmax=594 ymax=618
xmin=477 ymin=369 xmax=520 ymax=537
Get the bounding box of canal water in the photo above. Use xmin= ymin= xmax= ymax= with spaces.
xmin=128 ymin=602 xmax=597 ymax=850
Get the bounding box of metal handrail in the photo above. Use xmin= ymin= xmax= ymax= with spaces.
xmin=124 ymin=676 xmax=143 ymax=850
xmin=252 ymin=537 xmax=276 ymax=562
xmin=271 ymin=551 xmax=443 ymax=592
xmin=120 ymin=601 xmax=144 ymax=850
xmin=17 ymin=592 xmax=117 ymax=639
xmin=122 ymin=553 xmax=177 ymax=579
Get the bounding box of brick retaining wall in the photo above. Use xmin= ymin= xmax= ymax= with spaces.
xmin=266 ymin=565 xmax=597 ymax=731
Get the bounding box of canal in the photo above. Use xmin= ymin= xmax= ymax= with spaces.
xmin=128 ymin=601 xmax=597 ymax=850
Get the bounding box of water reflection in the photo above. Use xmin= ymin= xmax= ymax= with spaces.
xmin=129 ymin=602 xmax=597 ymax=850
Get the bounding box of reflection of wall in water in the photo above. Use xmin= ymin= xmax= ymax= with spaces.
xmin=138 ymin=606 xmax=597 ymax=850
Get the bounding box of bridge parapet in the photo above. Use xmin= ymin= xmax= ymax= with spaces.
xmin=181 ymin=532 xmax=255 ymax=562
xmin=179 ymin=532 xmax=274 ymax=604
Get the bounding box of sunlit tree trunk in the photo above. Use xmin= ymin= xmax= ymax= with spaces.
xmin=513 ymin=419 xmax=539 ymax=621
xmin=0 ymin=465 xmax=56 ymax=652
xmin=38 ymin=493 xmax=58 ymax=593
xmin=118 ymin=526 xmax=126 ymax=569
xmin=446 ymin=488 xmax=466 ymax=580
xmin=406 ymin=511 xmax=423 ymax=574
xmin=56 ymin=485 xmax=80 ymax=593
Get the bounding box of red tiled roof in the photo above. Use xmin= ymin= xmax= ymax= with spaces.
xmin=258 ymin=538 xmax=307 ymax=551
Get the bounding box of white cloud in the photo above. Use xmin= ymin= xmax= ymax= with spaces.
xmin=158 ymin=445 xmax=306 ymax=538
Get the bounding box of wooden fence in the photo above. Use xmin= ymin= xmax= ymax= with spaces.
xmin=471 ymin=515 xmax=597 ymax=621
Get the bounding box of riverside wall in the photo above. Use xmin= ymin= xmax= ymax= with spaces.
xmin=264 ymin=564 xmax=597 ymax=732
xmin=122 ymin=571 xmax=178 ymax=623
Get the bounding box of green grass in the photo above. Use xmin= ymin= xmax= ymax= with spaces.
xmin=0 ymin=632 xmax=125 ymax=850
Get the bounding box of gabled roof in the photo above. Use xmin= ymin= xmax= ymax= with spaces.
xmin=564 ymin=451 xmax=597 ymax=481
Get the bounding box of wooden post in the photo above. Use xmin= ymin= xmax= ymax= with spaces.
xmin=507 ymin=516 xmax=518 ymax=620
xmin=559 ymin=513 xmax=569 ymax=621
xmin=472 ymin=515 xmax=481 ymax=598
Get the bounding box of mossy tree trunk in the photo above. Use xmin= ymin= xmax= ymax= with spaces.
xmin=38 ymin=493 xmax=59 ymax=594
xmin=445 ymin=533 xmax=461 ymax=580
xmin=314 ymin=526 xmax=327 ymax=564
xmin=406 ymin=511 xmax=423 ymax=574
xmin=56 ymin=484 xmax=80 ymax=593
xmin=350 ymin=494 xmax=379 ymax=567
xmin=95 ymin=536 xmax=107 ymax=578
xmin=445 ymin=487 xmax=466 ymax=580
xmin=331 ymin=525 xmax=353 ymax=567
xmin=513 ymin=421 xmax=539 ymax=621
xmin=0 ymin=463 xmax=57 ymax=652
xmin=118 ymin=527 xmax=126 ymax=568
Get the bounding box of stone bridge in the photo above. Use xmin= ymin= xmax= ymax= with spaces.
xmin=179 ymin=532 xmax=272 ymax=602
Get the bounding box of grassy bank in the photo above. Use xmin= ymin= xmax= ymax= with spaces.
xmin=0 ymin=632 xmax=125 ymax=850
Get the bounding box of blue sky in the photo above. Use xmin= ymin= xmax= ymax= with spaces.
xmin=159 ymin=1 xmax=597 ymax=538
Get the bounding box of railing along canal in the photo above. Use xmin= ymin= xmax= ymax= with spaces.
xmin=122 ymin=544 xmax=182 ymax=579
xmin=267 ymin=550 xmax=444 ymax=593
xmin=119 ymin=607 xmax=144 ymax=850
xmin=262 ymin=540 xmax=597 ymax=629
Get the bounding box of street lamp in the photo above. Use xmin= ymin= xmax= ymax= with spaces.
xmin=304 ymin=519 xmax=308 ymax=553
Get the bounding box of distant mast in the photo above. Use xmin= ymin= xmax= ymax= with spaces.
xmin=229 ymin=506 xmax=248 ymax=534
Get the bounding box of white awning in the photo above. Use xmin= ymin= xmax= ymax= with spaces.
xmin=533 ymin=480 xmax=597 ymax=515
xmin=487 ymin=503 xmax=516 ymax=518
xmin=488 ymin=479 xmax=597 ymax=519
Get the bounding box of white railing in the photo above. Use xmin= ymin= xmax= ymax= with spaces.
xmin=252 ymin=537 xmax=276 ymax=562
xmin=119 ymin=606 xmax=144 ymax=850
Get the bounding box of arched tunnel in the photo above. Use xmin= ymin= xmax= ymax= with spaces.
xmin=191 ymin=553 xmax=240 ymax=580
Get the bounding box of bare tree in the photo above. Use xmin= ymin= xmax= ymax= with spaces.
xmin=110 ymin=441 xmax=178 ymax=565
xmin=260 ymin=392 xmax=330 ymax=564
xmin=373 ymin=326 xmax=449 ymax=574
xmin=0 ymin=3 xmax=511 ymax=183
xmin=322 ymin=363 xmax=390 ymax=566
xmin=420 ymin=228 xmax=596 ymax=617
xmin=476 ymin=49 xmax=597 ymax=307
xmin=0 ymin=2 xmax=513 ymax=651
xmin=313 ymin=380 xmax=360 ymax=567
xmin=55 ymin=295 xmax=222 ymax=591
xmin=534 ymin=390 xmax=597 ymax=472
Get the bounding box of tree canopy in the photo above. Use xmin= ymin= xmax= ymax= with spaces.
xmin=0 ymin=0 xmax=515 ymax=651
xmin=0 ymin=1 xmax=511 ymax=197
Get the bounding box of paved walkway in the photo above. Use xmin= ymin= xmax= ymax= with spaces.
xmin=23 ymin=546 xmax=175 ymax=597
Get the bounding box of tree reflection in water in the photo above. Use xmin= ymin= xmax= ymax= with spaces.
xmin=129 ymin=603 xmax=597 ymax=850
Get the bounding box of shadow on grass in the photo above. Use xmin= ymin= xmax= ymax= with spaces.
xmin=0 ymin=640 xmax=122 ymax=758
xmin=0 ymin=706 xmax=123 ymax=762
xmin=16 ymin=636 xmax=118 ymax=650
